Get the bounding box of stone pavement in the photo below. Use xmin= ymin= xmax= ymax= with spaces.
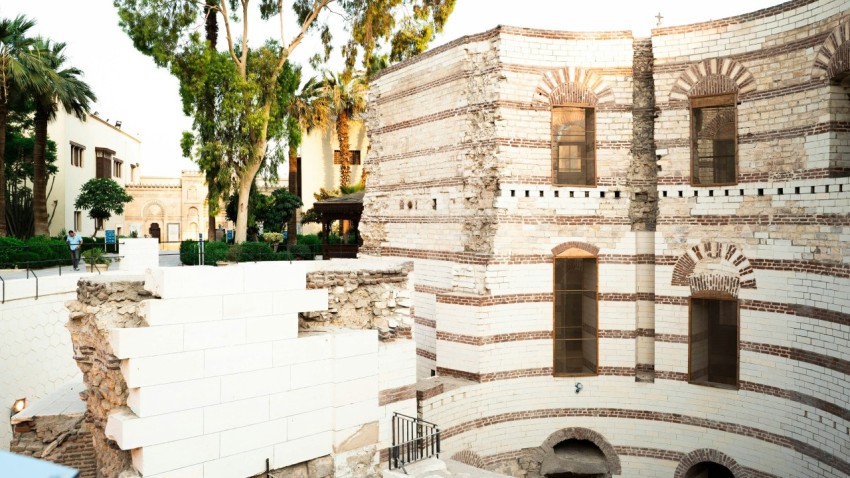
xmin=383 ymin=458 xmax=510 ymax=477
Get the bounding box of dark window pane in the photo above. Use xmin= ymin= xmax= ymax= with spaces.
xmin=554 ymin=258 xmax=597 ymax=375
xmin=690 ymin=298 xmax=738 ymax=387
xmin=553 ymin=107 xmax=595 ymax=185
xmin=692 ymin=100 xmax=736 ymax=185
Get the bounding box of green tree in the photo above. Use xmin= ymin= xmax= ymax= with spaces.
xmin=74 ymin=178 xmax=133 ymax=237
xmin=0 ymin=15 xmax=51 ymax=237
xmin=113 ymin=0 xmax=455 ymax=243
xmin=31 ymin=38 xmax=95 ymax=237
xmin=256 ymin=188 xmax=302 ymax=233
xmin=321 ymin=70 xmax=367 ymax=188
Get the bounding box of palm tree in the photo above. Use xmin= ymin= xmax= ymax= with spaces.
xmin=321 ymin=71 xmax=367 ymax=188
xmin=285 ymin=75 xmax=329 ymax=244
xmin=0 ymin=15 xmax=50 ymax=237
xmin=31 ymin=38 xmax=95 ymax=236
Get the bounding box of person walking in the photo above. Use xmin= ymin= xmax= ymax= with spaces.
xmin=66 ymin=230 xmax=83 ymax=271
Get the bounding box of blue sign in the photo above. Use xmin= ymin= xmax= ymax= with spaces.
xmin=105 ymin=230 xmax=116 ymax=244
xmin=226 ymin=229 xmax=234 ymax=242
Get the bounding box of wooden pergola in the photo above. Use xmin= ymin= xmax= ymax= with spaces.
xmin=312 ymin=191 xmax=364 ymax=259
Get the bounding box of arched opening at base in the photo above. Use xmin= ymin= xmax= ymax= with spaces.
xmin=543 ymin=439 xmax=610 ymax=477
xmin=685 ymin=461 xmax=735 ymax=478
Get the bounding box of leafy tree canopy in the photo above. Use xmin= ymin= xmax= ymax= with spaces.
xmin=256 ymin=188 xmax=302 ymax=233
xmin=74 ymin=178 xmax=133 ymax=234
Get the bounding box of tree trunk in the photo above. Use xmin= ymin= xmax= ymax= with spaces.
xmin=208 ymin=214 xmax=216 ymax=241
xmin=203 ymin=0 xmax=218 ymax=244
xmin=33 ymin=105 xmax=50 ymax=236
xmin=0 ymin=93 xmax=9 ymax=236
xmin=234 ymin=170 xmax=254 ymax=244
xmin=337 ymin=111 xmax=350 ymax=188
xmin=287 ymin=145 xmax=298 ymax=245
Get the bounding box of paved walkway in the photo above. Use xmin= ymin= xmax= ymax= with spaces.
xmin=0 ymin=251 xmax=183 ymax=282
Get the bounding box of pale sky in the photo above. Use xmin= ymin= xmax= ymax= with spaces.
xmin=2 ymin=0 xmax=784 ymax=176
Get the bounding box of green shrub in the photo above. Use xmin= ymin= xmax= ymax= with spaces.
xmin=180 ymin=240 xmax=229 ymax=265
xmin=235 ymin=241 xmax=275 ymax=262
xmin=0 ymin=236 xmax=72 ymax=269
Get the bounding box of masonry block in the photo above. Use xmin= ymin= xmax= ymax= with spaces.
xmin=273 ymin=334 xmax=332 ymax=366
xmin=246 ymin=314 xmax=298 ymax=343
xmin=203 ymin=396 xmax=270 ymax=434
xmin=332 ymin=329 xmax=379 ymax=358
xmin=128 ymin=377 xmax=220 ymax=418
xmin=241 ymin=261 xmax=307 ymax=292
xmin=138 ymin=297 xmax=223 ymax=326
xmin=290 ymin=359 xmax=332 ymax=389
xmin=334 ymin=375 xmax=379 ymax=407
xmin=131 ymin=434 xmax=219 ymax=475
xmin=219 ymin=367 xmax=291 ymax=403
xmin=142 ymin=464 xmax=203 ymax=478
xmin=333 ymin=399 xmax=379 ymax=431
xmin=272 ymin=289 xmax=328 ymax=314
xmin=122 ymin=351 xmax=204 ymax=388
xmin=222 ymin=292 xmax=274 ymax=319
xmin=219 ymin=417 xmax=288 ymax=457
xmin=287 ymin=408 xmax=332 ymax=440
xmin=183 ymin=320 xmax=246 ymax=351
xmin=202 ymin=446 xmax=273 ymax=478
xmin=105 ymin=407 xmax=203 ymax=449
xmin=333 ymin=353 xmax=378 ymax=383
xmin=204 ymin=343 xmax=273 ymax=377
xmin=145 ymin=266 xmax=244 ymax=299
xmin=269 ymin=383 xmax=332 ymax=419
xmin=110 ymin=325 xmax=183 ymax=359
xmin=273 ymin=431 xmax=332 ymax=469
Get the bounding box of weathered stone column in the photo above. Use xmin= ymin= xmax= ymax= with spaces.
xmin=629 ymin=38 xmax=658 ymax=383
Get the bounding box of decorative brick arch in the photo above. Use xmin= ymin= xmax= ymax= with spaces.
xmin=540 ymin=427 xmax=621 ymax=475
xmin=552 ymin=241 xmax=599 ymax=257
xmin=671 ymin=242 xmax=756 ymax=295
xmin=674 ymin=448 xmax=745 ymax=478
xmin=533 ymin=67 xmax=615 ymax=106
xmin=812 ymin=20 xmax=850 ymax=80
xmin=669 ymin=58 xmax=756 ymax=102
xmin=450 ymin=449 xmax=486 ymax=469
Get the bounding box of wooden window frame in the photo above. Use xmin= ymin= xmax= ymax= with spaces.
xmin=552 ymin=247 xmax=599 ymax=377
xmin=70 ymin=142 xmax=85 ymax=168
xmin=113 ymin=159 xmax=123 ymax=179
xmin=689 ymin=93 xmax=738 ymax=187
xmin=688 ymin=296 xmax=740 ymax=390
xmin=551 ymin=103 xmax=597 ymax=187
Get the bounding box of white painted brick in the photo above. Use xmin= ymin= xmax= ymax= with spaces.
xmin=272 ymin=431 xmax=332 ymax=469
xmin=204 ymin=343 xmax=273 ymax=376
xmin=183 ymin=320 xmax=246 ymax=351
xmin=128 ymin=378 xmax=220 ymax=417
xmin=110 ymin=325 xmax=183 ymax=359
xmin=219 ymin=418 xmax=288 ymax=457
xmin=204 ymin=396 xmax=270 ymax=433
xmin=290 ymin=359 xmax=332 ymax=390
xmin=131 ymin=434 xmax=219 ymax=475
xmin=332 ymin=329 xmax=378 ymax=358
xmin=106 ymin=408 xmax=203 ymax=449
xmin=145 ymin=266 xmax=244 ymax=299
xmin=269 ymin=384 xmax=332 ymax=419
xmin=222 ymin=292 xmax=274 ymax=319
xmin=273 ymin=334 xmax=332 ymax=366
xmin=241 ymin=262 xmax=307 ymax=292
xmin=122 ymin=351 xmax=204 ymax=388
xmin=139 ymin=297 xmax=223 ymax=326
xmin=333 ymin=353 xmax=378 ymax=383
xmin=202 ymin=446 xmax=273 ymax=478
xmin=219 ymin=367 xmax=291 ymax=402
xmin=246 ymin=314 xmax=298 ymax=343
xmin=272 ymin=289 xmax=328 ymax=314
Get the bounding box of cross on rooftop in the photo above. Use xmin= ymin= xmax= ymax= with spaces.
xmin=655 ymin=12 xmax=663 ymax=27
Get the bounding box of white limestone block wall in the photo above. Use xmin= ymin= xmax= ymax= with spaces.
xmin=103 ymin=263 xmax=390 ymax=478
xmin=118 ymin=238 xmax=160 ymax=272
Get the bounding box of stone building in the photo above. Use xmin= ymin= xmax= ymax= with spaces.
xmin=361 ymin=0 xmax=850 ymax=476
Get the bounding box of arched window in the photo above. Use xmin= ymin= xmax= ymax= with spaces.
xmin=553 ymin=247 xmax=598 ymax=375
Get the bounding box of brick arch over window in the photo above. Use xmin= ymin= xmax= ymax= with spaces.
xmin=669 ymin=58 xmax=756 ymax=102
xmin=533 ymin=67 xmax=615 ymax=106
xmin=551 ymin=241 xmax=599 ymax=257
xmin=812 ymin=20 xmax=850 ymax=80
xmin=674 ymin=448 xmax=744 ymax=478
xmin=540 ymin=427 xmax=622 ymax=475
xmin=450 ymin=450 xmax=486 ymax=469
xmin=671 ymin=242 xmax=756 ymax=296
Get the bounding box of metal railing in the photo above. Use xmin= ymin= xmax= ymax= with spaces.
xmin=389 ymin=412 xmax=440 ymax=471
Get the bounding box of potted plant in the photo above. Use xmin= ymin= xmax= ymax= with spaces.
xmin=261 ymin=232 xmax=284 ymax=252
xmin=82 ymin=247 xmax=112 ymax=272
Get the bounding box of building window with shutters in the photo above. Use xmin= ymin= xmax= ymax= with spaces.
xmin=553 ymin=250 xmax=598 ymax=376
xmin=95 ymin=147 xmax=115 ymax=178
xmin=114 ymin=159 xmax=123 ymax=179
xmin=552 ymin=105 xmax=596 ymax=186
xmin=70 ymin=142 xmax=85 ymax=167
xmin=690 ymin=94 xmax=737 ymax=185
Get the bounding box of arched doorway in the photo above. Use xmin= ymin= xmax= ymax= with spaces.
xmin=149 ymin=223 xmax=161 ymax=242
xmin=684 ymin=462 xmax=735 ymax=478
xmin=543 ymin=439 xmax=609 ymax=477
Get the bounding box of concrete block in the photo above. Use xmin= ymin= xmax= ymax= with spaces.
xmin=246 ymin=314 xmax=298 ymax=343
xmin=287 ymin=408 xmax=332 ymax=439
xmin=204 ymin=343 xmax=273 ymax=376
xmin=334 ymin=399 xmax=379 ymax=430
xmin=203 ymin=446 xmax=273 ymax=478
xmin=333 ymin=353 xmax=378 ymax=383
xmin=139 ymin=297 xmax=223 ymax=326
xmin=334 ymin=375 xmax=379 ymax=407
xmin=110 ymin=325 xmax=183 ymax=359
xmin=142 ymin=464 xmax=203 ymax=478
xmin=145 ymin=266 xmax=244 ymax=299
xmin=222 ymin=292 xmax=274 ymax=319
xmin=332 ymin=329 xmax=378 ymax=358
xmin=184 ymin=320 xmax=246 ymax=351
xmin=131 ymin=434 xmax=219 ymax=475
xmin=269 ymin=383 xmax=332 ymax=419
xmin=219 ymin=367 xmax=291 ymax=402
xmin=273 ymin=334 xmax=332 ymax=366
xmin=273 ymin=431 xmax=332 ymax=469
xmin=272 ymin=289 xmax=328 ymax=314
xmin=219 ymin=418 xmax=288 ymax=457
xmin=105 ymin=407 xmax=203 ymax=449
xmin=122 ymin=351 xmax=204 ymax=388
xmin=204 ymin=396 xmax=270 ymax=433
xmin=128 ymin=377 xmax=220 ymax=418
xmin=241 ymin=261 xmax=307 ymax=292
xmin=291 ymin=359 xmax=332 ymax=389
